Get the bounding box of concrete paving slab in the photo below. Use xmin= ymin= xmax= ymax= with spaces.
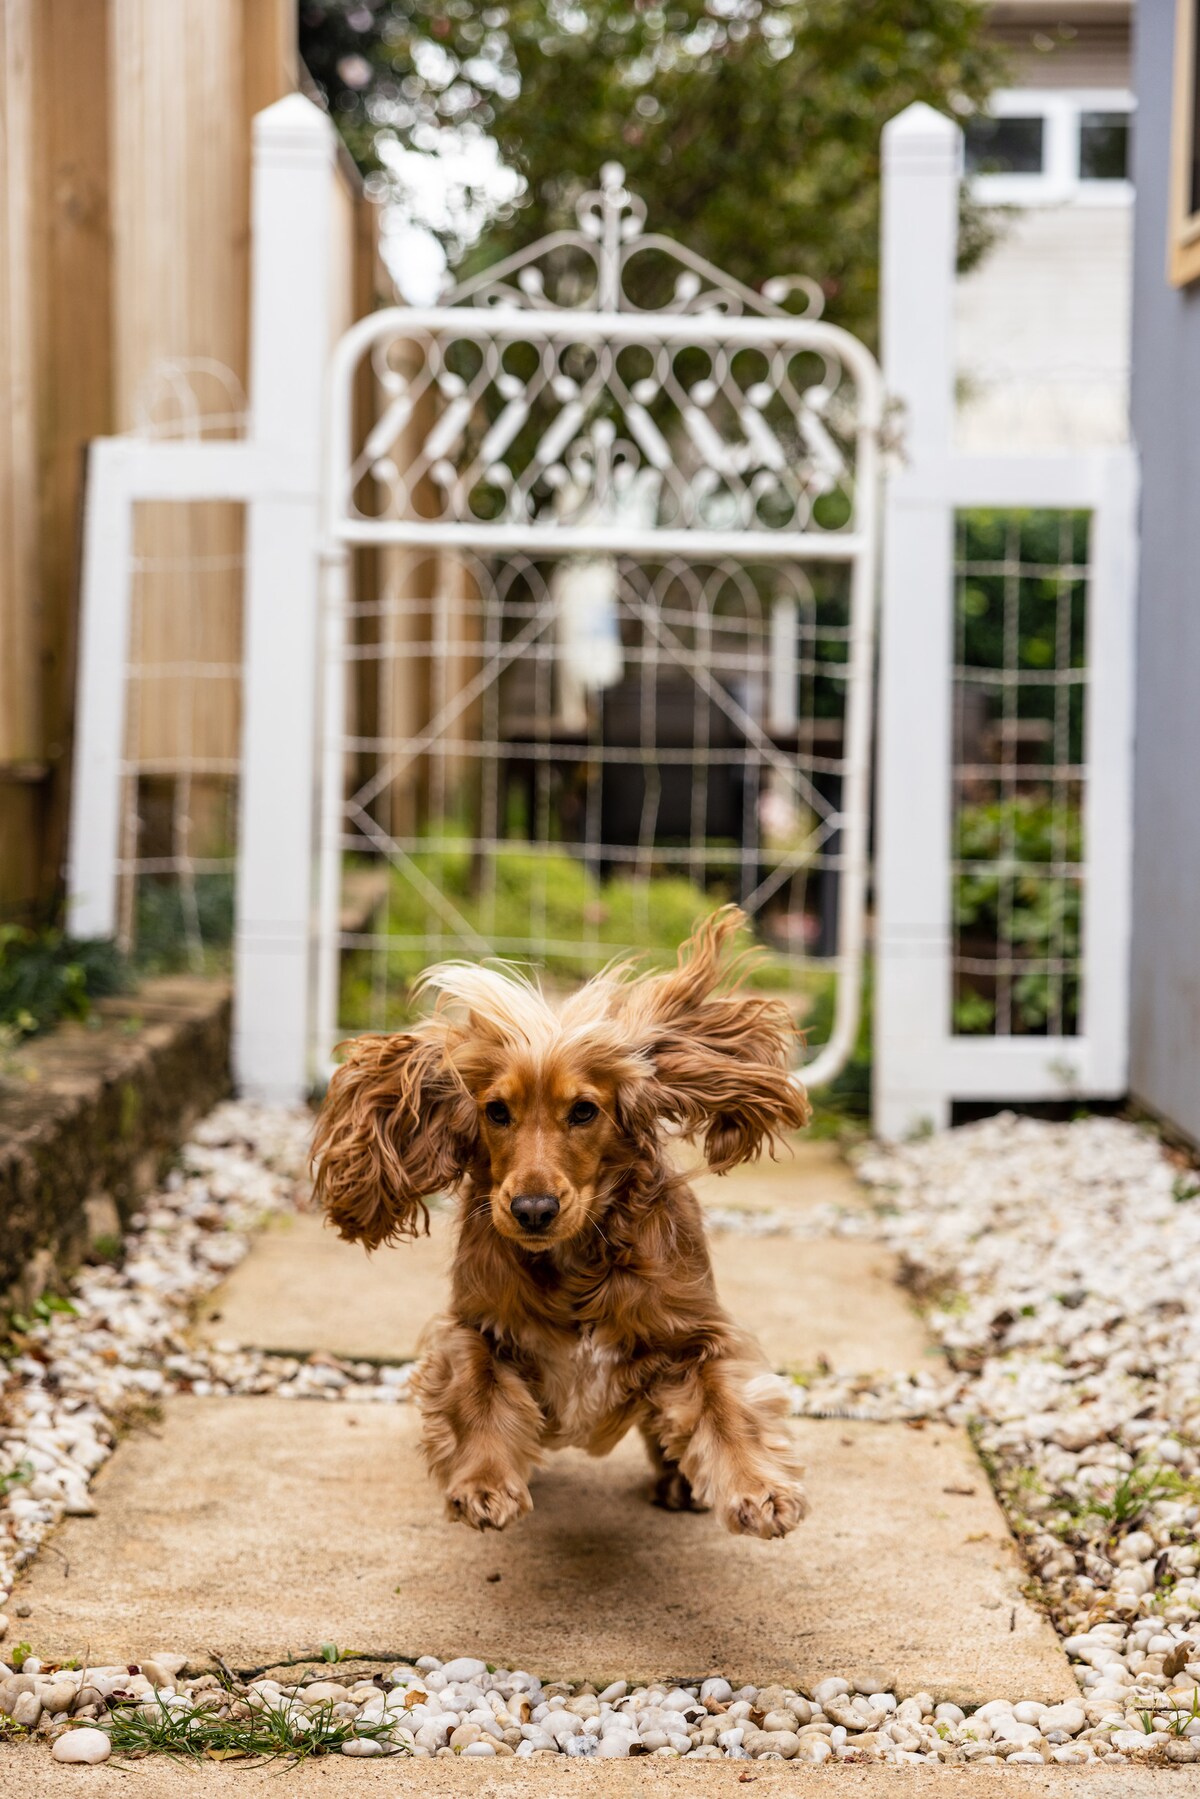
xmin=710 ymin=1233 xmax=931 ymax=1374
xmin=692 ymin=1139 xmax=869 ymax=1214
xmin=15 ymin=1398 xmax=1074 ymax=1704
xmin=197 ymin=1159 xmax=921 ymax=1375
xmin=195 ymin=1211 xmax=454 ymax=1361
xmin=2 ymin=1754 xmax=1192 ymax=1798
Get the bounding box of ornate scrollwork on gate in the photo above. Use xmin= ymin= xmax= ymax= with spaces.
xmin=330 ymin=166 xmax=880 ymax=549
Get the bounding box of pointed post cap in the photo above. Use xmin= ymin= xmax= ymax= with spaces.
xmin=253 ymin=92 xmax=339 ymax=163
xmin=882 ymin=102 xmax=962 ymax=175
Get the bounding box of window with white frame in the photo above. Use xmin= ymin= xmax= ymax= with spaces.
xmin=964 ymin=90 xmax=1133 ymax=205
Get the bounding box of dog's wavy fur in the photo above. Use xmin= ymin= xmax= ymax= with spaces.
xmin=312 ymin=907 xmax=811 ymax=1538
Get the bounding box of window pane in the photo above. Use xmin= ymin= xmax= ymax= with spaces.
xmin=1079 ymin=112 xmax=1129 ymax=181
xmin=964 ymin=115 xmax=1045 ymax=176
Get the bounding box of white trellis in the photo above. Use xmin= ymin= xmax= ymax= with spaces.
xmin=317 ymin=166 xmax=883 ymax=1091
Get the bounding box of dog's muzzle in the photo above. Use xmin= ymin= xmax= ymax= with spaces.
xmin=510 ymin=1193 xmax=560 ymax=1234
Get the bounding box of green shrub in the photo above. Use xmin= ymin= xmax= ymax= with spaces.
xmin=133 ymin=873 xmax=235 ymax=974
xmin=953 ymin=796 xmax=1082 ymax=1035
xmin=0 ymin=926 xmax=129 ymax=1040
xmin=339 ymin=836 xmax=812 ymax=1033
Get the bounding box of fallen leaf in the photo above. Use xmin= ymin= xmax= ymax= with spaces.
xmin=205 ymin=1747 xmax=247 ymax=1761
xmin=1164 ymin=1640 xmax=1194 ymax=1678
xmin=943 ymin=1484 xmax=976 ymax=1496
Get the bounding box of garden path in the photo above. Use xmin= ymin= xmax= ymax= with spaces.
xmin=14 ymin=1143 xmax=1073 ymax=1705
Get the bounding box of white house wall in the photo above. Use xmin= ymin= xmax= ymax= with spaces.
xmin=955 ymin=204 xmax=1131 ymax=452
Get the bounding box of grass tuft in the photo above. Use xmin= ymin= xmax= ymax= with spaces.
xmin=101 ymin=1689 xmax=410 ymax=1763
xmin=1078 ymin=1462 xmax=1194 ymax=1536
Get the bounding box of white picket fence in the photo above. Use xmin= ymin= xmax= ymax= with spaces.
xmin=66 ymin=99 xmax=1140 ymax=1134
xmin=68 ymin=96 xmax=339 ymax=1104
xmin=873 ymin=105 xmax=1138 ymax=1138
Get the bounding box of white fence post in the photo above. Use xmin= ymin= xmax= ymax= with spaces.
xmin=874 ymin=104 xmax=962 ymax=1139
xmin=235 ymin=95 xmax=338 ymax=1104
xmin=66 ymin=442 xmax=137 ymax=941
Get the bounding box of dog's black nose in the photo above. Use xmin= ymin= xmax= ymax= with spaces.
xmin=510 ymin=1193 xmax=560 ymax=1234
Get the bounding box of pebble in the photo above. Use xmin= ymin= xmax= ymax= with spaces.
xmin=440 ymin=1657 xmax=489 ymax=1683
xmin=299 ymin=1681 xmax=350 ymax=1705
xmin=10 ymin=1691 xmax=41 ymax=1728
xmin=52 ymin=1728 xmax=111 ymax=1764
xmin=1041 ymin=1701 xmax=1087 ymax=1735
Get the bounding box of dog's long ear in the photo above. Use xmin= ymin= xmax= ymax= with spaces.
xmin=311 ymin=1031 xmax=476 ymax=1249
xmin=620 ymin=907 xmax=809 ymax=1173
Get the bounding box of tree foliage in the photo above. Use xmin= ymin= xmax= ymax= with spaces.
xmin=300 ymin=0 xmax=1002 ymax=341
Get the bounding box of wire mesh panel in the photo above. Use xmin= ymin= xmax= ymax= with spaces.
xmin=334 ymin=548 xmax=855 ymax=1035
xmin=320 ymin=167 xmax=881 ymax=1081
xmin=951 ymin=509 xmax=1089 ymax=1039
xmin=116 ymin=499 xmax=243 ymax=973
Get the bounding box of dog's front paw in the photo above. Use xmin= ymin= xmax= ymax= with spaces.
xmin=723 ymin=1481 xmax=808 ymax=1540
xmin=446 ymin=1473 xmax=532 ymax=1532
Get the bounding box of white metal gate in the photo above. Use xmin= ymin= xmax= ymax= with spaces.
xmin=318 ymin=166 xmax=882 ymax=1085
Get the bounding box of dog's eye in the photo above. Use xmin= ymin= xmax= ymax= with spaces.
xmin=568 ymin=1100 xmax=599 ymax=1126
xmin=485 ymin=1100 xmax=511 ymax=1127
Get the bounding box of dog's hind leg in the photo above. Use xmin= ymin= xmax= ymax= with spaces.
xmin=638 ymin=1416 xmax=708 ymax=1512
xmin=413 ymin=1320 xmax=543 ymax=1531
xmin=646 ymin=1357 xmax=807 ymax=1540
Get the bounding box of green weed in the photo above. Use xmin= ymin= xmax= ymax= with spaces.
xmin=101 ymin=1689 xmax=408 ymax=1763
xmin=0 ymin=1462 xmax=32 ymax=1499
xmin=9 ymin=1294 xmax=78 ymax=1335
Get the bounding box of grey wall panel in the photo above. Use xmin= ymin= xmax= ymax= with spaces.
xmin=1129 ymin=0 xmax=1200 ymax=1139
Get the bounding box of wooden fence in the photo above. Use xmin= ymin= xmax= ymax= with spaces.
xmin=0 ymin=0 xmax=384 ymax=925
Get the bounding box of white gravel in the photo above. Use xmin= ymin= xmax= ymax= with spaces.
xmin=847 ymin=1112 xmax=1200 ymax=1760
xmin=1 ymin=1103 xmax=319 ymax=1603
xmin=4 ymin=1651 xmax=1196 ymax=1764
xmin=4 ymin=1102 xmax=1200 ymax=1765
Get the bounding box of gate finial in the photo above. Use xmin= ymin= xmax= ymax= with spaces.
xmin=577 ymin=163 xmax=646 ymax=308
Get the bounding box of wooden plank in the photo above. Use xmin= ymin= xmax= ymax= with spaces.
xmin=0 ymin=0 xmax=42 ymax=914
xmin=0 ymin=0 xmax=40 ymax=766
xmin=109 ymin=0 xmax=250 ymax=906
xmin=31 ymin=0 xmax=115 ymax=908
xmin=241 ymin=0 xmax=296 ymax=123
